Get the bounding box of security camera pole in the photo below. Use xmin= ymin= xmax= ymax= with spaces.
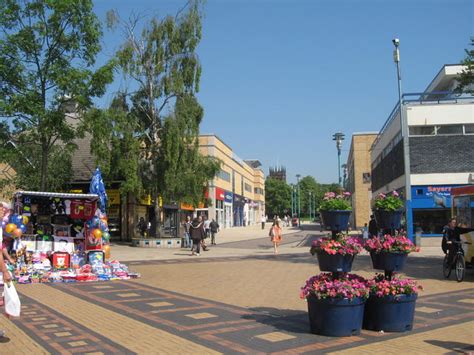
xmin=393 ymin=38 xmax=414 ymax=242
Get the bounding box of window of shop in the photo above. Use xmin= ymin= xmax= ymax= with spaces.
xmin=218 ymin=170 xmax=231 ymax=182
xmin=216 ymin=200 xmax=223 ymax=209
xmin=254 ymin=187 xmax=264 ymax=195
xmin=409 ymin=126 xmax=436 ymax=136
xmin=464 ymin=124 xmax=474 ymax=135
xmin=413 ymin=209 xmax=451 ymax=235
xmin=435 ymin=125 xmax=463 ymax=135
xmin=244 ymin=183 xmax=252 ymax=193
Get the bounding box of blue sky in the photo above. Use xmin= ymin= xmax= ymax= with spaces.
xmin=93 ymin=0 xmax=473 ymax=184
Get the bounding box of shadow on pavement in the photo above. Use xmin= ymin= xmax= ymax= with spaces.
xmin=424 ymin=340 xmax=474 ymax=353
xmin=242 ymin=307 xmax=310 ymax=335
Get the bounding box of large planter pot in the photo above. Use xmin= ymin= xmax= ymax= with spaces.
xmin=316 ymin=251 xmax=355 ymax=272
xmin=370 ymin=251 xmax=408 ymax=272
xmin=307 ymin=296 xmax=365 ymax=337
xmin=320 ymin=210 xmax=351 ymax=232
xmin=363 ymin=294 xmax=417 ymax=332
xmin=374 ymin=209 xmax=403 ymax=230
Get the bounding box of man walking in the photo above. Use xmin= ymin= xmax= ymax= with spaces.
xmin=189 ymin=216 xmax=206 ymax=256
xmin=183 ymin=216 xmax=192 ymax=249
xmin=210 ymin=219 xmax=219 ymax=245
xmin=261 ymin=214 xmax=266 ymax=230
xmin=368 ymin=215 xmax=378 ymax=238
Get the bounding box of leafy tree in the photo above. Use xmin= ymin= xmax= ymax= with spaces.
xmin=0 ymin=0 xmax=114 ymax=190
xmin=105 ymin=1 xmax=218 ymax=235
xmin=265 ymin=177 xmax=291 ymax=217
xmin=455 ymin=38 xmax=473 ymax=94
xmin=84 ymin=93 xmax=142 ymax=196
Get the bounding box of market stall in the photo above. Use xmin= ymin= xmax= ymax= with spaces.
xmin=0 ymin=191 xmax=139 ymax=284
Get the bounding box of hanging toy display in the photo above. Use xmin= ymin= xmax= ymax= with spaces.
xmin=3 ymin=212 xmax=29 ymax=239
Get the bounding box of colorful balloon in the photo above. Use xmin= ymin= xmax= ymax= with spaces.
xmin=5 ymin=223 xmax=16 ymax=234
xmin=92 ymin=228 xmax=102 ymax=240
xmin=103 ymin=244 xmax=111 ymax=259
xmin=102 ymin=232 xmax=110 ymax=241
xmin=10 ymin=214 xmax=22 ymax=225
xmin=20 ymin=224 xmax=27 ymax=233
xmin=22 ymin=215 xmax=29 ymax=225
xmin=92 ymin=216 xmax=100 ymax=228
xmin=13 ymin=228 xmax=22 ymax=238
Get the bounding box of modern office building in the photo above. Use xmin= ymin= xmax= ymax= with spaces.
xmin=345 ymin=133 xmax=378 ymax=229
xmin=370 ymin=64 xmax=474 ymax=238
xmin=198 ymin=135 xmax=265 ymax=228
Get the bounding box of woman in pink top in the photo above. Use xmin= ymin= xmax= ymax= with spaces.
xmin=269 ymin=220 xmax=282 ymax=254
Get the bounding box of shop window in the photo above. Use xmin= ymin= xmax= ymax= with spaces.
xmin=416 ymin=189 xmax=423 ymax=196
xmin=218 ymin=170 xmax=231 ymax=182
xmin=409 ymin=126 xmax=435 ymax=136
xmin=464 ymin=124 xmax=474 ymax=135
xmin=436 ymin=125 xmax=463 ymax=135
xmin=245 ymin=183 xmax=252 ymax=193
xmin=413 ymin=209 xmax=451 ymax=235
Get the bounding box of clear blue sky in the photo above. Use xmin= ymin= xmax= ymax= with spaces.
xmin=93 ymin=0 xmax=473 ymax=184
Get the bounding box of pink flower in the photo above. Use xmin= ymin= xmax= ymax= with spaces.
xmin=392 ymin=191 xmax=399 ymax=197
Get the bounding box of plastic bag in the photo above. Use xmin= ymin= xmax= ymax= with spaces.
xmin=4 ymin=281 xmax=21 ymax=317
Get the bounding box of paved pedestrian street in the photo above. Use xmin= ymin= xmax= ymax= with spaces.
xmin=1 ymin=225 xmax=473 ymax=354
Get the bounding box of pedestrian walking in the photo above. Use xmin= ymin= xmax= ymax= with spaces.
xmin=202 ymin=216 xmax=211 ymax=251
xmin=210 ymin=219 xmax=219 ymax=245
xmin=137 ymin=217 xmax=148 ymax=237
xmin=190 ymin=216 xmax=206 ymax=256
xmin=362 ymin=223 xmax=369 ymax=240
xmin=0 ymin=204 xmax=13 ymax=338
xmin=283 ymin=215 xmax=288 ymax=227
xmin=261 ymin=214 xmax=266 ymax=230
xmin=183 ymin=216 xmax=192 ymax=249
xmin=269 ymin=220 xmax=282 ymax=255
xmin=368 ymin=215 xmax=378 ymax=238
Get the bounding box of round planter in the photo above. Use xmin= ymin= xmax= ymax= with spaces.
xmin=363 ymin=293 xmax=417 ymax=332
xmin=307 ymin=296 xmax=365 ymax=337
xmin=320 ymin=210 xmax=351 ymax=232
xmin=374 ymin=209 xmax=403 ymax=230
xmin=370 ymin=251 xmax=408 ymax=272
xmin=316 ymin=251 xmax=355 ymax=272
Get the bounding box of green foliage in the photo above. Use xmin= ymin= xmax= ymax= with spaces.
xmin=319 ymin=191 xmax=352 ymax=211
xmin=293 ymin=176 xmax=341 ymax=216
xmin=265 ymin=178 xmax=291 ymax=217
xmin=374 ymin=191 xmax=404 ymax=211
xmin=0 ymin=0 xmax=114 ymax=190
xmin=455 ymin=38 xmax=474 ymax=95
xmin=83 ymin=94 xmax=142 ymax=197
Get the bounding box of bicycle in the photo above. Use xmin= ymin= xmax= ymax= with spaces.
xmin=442 ymin=241 xmax=470 ymax=282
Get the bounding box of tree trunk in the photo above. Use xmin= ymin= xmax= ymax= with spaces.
xmin=149 ymin=193 xmax=161 ymax=238
xmin=40 ymin=141 xmax=48 ymax=191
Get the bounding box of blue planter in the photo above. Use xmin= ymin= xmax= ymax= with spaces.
xmin=307 ymin=296 xmax=365 ymax=337
xmin=363 ymin=294 xmax=417 ymax=332
xmin=370 ymin=251 xmax=407 ymax=272
xmin=316 ymin=251 xmax=355 ymax=272
xmin=374 ymin=209 xmax=403 ymax=230
xmin=320 ymin=210 xmax=351 ymax=232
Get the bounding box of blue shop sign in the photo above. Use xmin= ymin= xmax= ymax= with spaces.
xmin=411 ymin=185 xmax=464 ymax=209
xmin=224 ymin=191 xmax=233 ymax=203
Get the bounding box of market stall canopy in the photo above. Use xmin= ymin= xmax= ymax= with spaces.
xmin=14 ymin=191 xmax=100 ymax=200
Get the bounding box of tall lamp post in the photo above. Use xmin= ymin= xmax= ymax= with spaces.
xmin=392 ymin=38 xmax=413 ymax=241
xmin=290 ymin=184 xmax=295 ymax=217
xmin=332 ymin=132 xmax=345 ymax=187
xmin=296 ymin=174 xmax=301 ymax=228
xmin=309 ymin=191 xmax=313 ymax=221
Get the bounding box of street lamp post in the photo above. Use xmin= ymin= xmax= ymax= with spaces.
xmin=392 ymin=38 xmax=413 ymax=241
xmin=332 ymin=132 xmax=345 ymax=187
xmin=290 ymin=184 xmax=294 ymax=217
xmin=296 ymin=174 xmax=301 ymax=228
xmin=309 ymin=191 xmax=313 ymax=221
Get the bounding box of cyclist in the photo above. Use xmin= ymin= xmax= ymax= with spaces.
xmin=442 ymin=218 xmax=474 ymax=265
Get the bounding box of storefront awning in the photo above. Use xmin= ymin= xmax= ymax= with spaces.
xmin=14 ymin=191 xmax=99 ymax=201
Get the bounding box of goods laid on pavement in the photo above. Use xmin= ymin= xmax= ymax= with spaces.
xmin=0 ymin=191 xmax=139 ymax=285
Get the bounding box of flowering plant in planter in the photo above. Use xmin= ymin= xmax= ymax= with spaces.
xmin=300 ymin=273 xmax=369 ymax=300
xmin=365 ymin=235 xmax=419 ymax=254
xmin=374 ymin=191 xmax=404 ymax=211
xmin=310 ymin=234 xmax=362 ymax=256
xmin=367 ymin=274 xmax=422 ymax=297
xmin=319 ymin=191 xmax=352 ymax=211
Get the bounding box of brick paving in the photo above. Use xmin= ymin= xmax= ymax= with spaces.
xmin=1 ymin=224 xmax=473 ymax=354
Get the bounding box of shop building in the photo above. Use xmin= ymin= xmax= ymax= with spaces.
xmin=198 ymin=135 xmax=265 ymax=227
xmin=370 ymin=64 xmax=474 ymax=238
xmin=345 ymin=133 xmax=378 ymax=229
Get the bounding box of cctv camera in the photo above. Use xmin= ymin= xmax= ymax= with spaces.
xmin=392 ymin=38 xmax=400 ymax=46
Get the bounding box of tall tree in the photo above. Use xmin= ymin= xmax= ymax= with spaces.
xmin=455 ymin=38 xmax=474 ymax=94
xmin=0 ymin=0 xmax=114 ymax=190
xmin=107 ymin=1 xmax=218 ymax=235
xmin=265 ymin=177 xmax=291 ymax=217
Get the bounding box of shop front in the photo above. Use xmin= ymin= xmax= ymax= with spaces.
xmin=411 ymin=185 xmax=464 ymax=236
xmin=215 ymin=187 xmax=225 ymax=226
xmin=224 ymin=191 xmax=233 ymax=228
xmin=233 ymin=194 xmax=244 ymax=227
